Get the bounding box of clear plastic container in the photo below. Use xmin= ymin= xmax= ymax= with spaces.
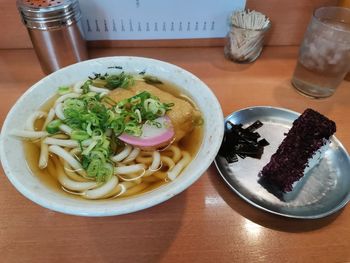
xmin=224 ymin=22 xmax=271 ymax=63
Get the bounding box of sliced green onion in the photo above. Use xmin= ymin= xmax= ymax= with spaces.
xmin=110 ymin=119 xmax=125 ymax=136
xmin=124 ymin=122 xmax=142 ymax=136
xmin=57 ymin=86 xmax=71 ymax=95
xmin=86 ymin=159 xmax=101 ymax=178
xmin=46 ymin=119 xmax=62 ymax=134
xmin=90 ymin=150 xmax=106 ymax=160
xmin=82 ymin=140 xmax=98 ymax=156
xmin=51 ymin=74 xmax=176 ymax=182
xmin=105 ymin=72 xmax=134 ymax=90
xmin=82 ymin=80 xmax=92 ymax=94
xmin=71 ymin=130 xmax=90 ymax=141
xmin=134 ymin=109 xmax=142 ymax=123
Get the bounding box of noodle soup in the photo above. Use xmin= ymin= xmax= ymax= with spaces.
xmin=19 ymin=74 xmax=203 ymax=200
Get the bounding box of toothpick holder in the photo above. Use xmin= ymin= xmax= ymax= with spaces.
xmin=224 ymin=11 xmax=271 ymax=63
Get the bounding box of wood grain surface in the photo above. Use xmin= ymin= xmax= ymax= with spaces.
xmin=0 ymin=0 xmax=337 ymax=49
xmin=0 ymin=46 xmax=349 ymax=263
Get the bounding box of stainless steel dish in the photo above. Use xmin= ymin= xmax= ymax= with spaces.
xmin=214 ymin=106 xmax=350 ymax=219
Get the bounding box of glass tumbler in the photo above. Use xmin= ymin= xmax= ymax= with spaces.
xmin=292 ymin=7 xmax=350 ymax=98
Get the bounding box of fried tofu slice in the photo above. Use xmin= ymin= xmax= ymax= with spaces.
xmin=108 ymin=81 xmax=201 ymax=142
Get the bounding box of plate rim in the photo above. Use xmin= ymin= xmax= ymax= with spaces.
xmin=214 ymin=106 xmax=350 ymax=219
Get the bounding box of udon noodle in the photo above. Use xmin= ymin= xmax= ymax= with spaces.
xmin=13 ymin=72 xmax=203 ymax=200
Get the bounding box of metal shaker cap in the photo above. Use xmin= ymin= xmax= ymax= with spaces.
xmin=17 ymin=0 xmax=82 ymax=30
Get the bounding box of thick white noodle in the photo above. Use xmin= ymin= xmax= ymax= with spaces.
xmin=43 ymin=108 xmax=56 ymax=129
xmin=54 ymin=92 xmax=80 ymax=106
xmin=44 ymin=137 xmax=79 ymax=148
xmin=118 ymin=171 xmax=146 ymax=182
xmin=167 ymin=151 xmax=191 ymax=181
xmin=68 ymin=148 xmax=96 ymax=181
xmin=72 ymin=81 xmax=110 ymax=94
xmin=38 ymin=140 xmax=49 ymax=169
xmin=25 ymin=111 xmax=47 ymax=131
xmin=111 ymin=145 xmax=132 ymax=162
xmin=44 ymin=137 xmax=93 ymax=148
xmin=62 ymin=160 xmax=90 ymax=182
xmin=114 ymin=164 xmax=145 ymax=175
xmin=112 ymin=184 xmax=127 ymax=198
xmin=144 ymin=151 xmax=161 ymax=177
xmin=59 ymin=124 xmax=73 ymax=135
xmin=83 ymin=176 xmax=119 ymax=199
xmin=123 ymin=147 xmax=140 ymax=163
xmin=150 ymin=151 xmax=161 ymax=171
xmin=161 ymin=156 xmax=175 ymax=171
xmin=107 ymin=181 xmax=135 ymax=199
xmin=59 ymin=173 xmax=97 ymax=191
xmin=56 ymin=161 xmax=97 ymax=191
xmin=55 ymin=103 xmax=65 ymax=120
xmin=48 ymin=145 xmax=86 ymax=176
xmin=89 ymin=85 xmax=110 ymax=94
xmin=167 ymin=145 xmax=181 ymax=163
xmin=11 ymin=130 xmax=48 ymax=139
xmin=73 ymin=80 xmax=85 ymax=94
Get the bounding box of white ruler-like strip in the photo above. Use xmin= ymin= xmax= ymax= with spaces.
xmin=79 ymin=0 xmax=246 ymax=40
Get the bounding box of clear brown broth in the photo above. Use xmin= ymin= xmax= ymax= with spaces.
xmin=24 ymin=80 xmax=203 ymax=200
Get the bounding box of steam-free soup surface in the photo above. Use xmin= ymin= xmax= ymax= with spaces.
xmin=24 ymin=79 xmax=203 ymax=200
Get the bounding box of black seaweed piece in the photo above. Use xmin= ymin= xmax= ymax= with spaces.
xmin=258 ymin=139 xmax=270 ymax=147
xmin=108 ymin=66 xmax=123 ymax=69
xmin=143 ymin=75 xmax=163 ymax=84
xmin=218 ymin=120 xmax=269 ymax=163
xmin=246 ymin=120 xmax=263 ymax=132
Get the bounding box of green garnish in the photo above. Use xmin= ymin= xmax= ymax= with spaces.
xmin=46 ymin=119 xmax=62 ymax=134
xmin=81 ymin=80 xmax=92 ymax=94
xmin=57 ymin=86 xmax=71 ymax=95
xmin=71 ymin=130 xmax=90 ymax=141
xmin=87 ymin=72 xmax=135 ymax=90
xmin=81 ymin=134 xmax=113 ymax=182
xmin=58 ymin=85 xmax=174 ymax=181
xmin=105 ymin=72 xmax=134 ymax=90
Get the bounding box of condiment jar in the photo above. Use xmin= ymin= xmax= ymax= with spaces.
xmin=17 ymin=0 xmax=88 ymax=75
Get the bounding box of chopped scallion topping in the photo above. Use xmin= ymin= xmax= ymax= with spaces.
xmin=57 ymin=86 xmax=71 ymax=95
xmin=51 ymin=78 xmax=174 ymax=181
xmin=46 ymin=119 xmax=62 ymax=134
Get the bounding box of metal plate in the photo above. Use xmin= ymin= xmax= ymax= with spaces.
xmin=214 ymin=106 xmax=350 ymax=219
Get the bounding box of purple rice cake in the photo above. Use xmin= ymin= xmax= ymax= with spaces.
xmin=259 ymin=108 xmax=336 ymax=194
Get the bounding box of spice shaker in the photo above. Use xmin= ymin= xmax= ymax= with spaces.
xmin=17 ymin=0 xmax=88 ymax=75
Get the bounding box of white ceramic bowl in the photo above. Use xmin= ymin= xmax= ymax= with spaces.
xmin=0 ymin=56 xmax=224 ymax=216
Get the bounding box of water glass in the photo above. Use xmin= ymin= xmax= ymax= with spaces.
xmin=292 ymin=7 xmax=350 ymax=98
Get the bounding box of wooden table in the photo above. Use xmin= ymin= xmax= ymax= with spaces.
xmin=0 ymin=46 xmax=349 ymax=263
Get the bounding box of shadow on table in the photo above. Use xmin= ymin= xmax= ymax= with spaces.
xmin=79 ymin=192 xmax=187 ymax=263
xmin=271 ymin=79 xmax=345 ymax=116
xmin=208 ymin=164 xmax=341 ymax=233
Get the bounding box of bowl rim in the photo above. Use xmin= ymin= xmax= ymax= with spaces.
xmin=0 ymin=56 xmax=224 ymax=216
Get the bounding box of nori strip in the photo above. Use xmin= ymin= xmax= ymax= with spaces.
xmin=219 ymin=120 xmax=269 ymax=163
